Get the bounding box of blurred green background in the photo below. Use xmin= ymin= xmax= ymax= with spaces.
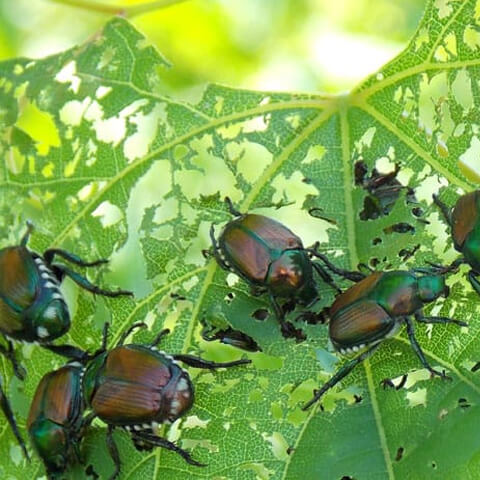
xmin=0 ymin=0 xmax=425 ymax=95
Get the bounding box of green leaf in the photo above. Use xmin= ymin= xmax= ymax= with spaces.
xmin=1 ymin=1 xmax=480 ymax=479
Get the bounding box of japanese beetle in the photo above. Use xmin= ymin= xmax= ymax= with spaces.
xmin=0 ymin=222 xmax=132 ymax=345
xmin=27 ymin=363 xmax=91 ymax=479
xmin=0 ymin=222 xmax=132 ymax=456
xmin=302 ymin=269 xmax=465 ymax=410
xmin=209 ymin=198 xmax=362 ymax=336
xmin=433 ymin=191 xmax=480 ymax=294
xmin=81 ymin=323 xmax=251 ymax=480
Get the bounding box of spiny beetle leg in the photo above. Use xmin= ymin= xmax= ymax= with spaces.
xmin=432 ymin=194 xmax=453 ymax=226
xmin=172 ymin=354 xmax=251 ymax=369
xmin=43 ymin=248 xmax=109 ymax=268
xmin=307 ymin=248 xmax=366 ymax=283
xmin=0 ymin=338 xmax=25 ymax=380
xmin=0 ymin=375 xmax=29 ymax=460
xmin=41 ymin=343 xmax=89 ymax=362
xmin=117 ymin=322 xmax=148 ymax=346
xmin=415 ymin=313 xmax=467 ymax=328
xmin=53 ymin=265 xmax=134 ymax=298
xmin=302 ymin=344 xmax=380 ymax=411
xmin=131 ymin=431 xmax=206 ymax=467
xmin=106 ymin=426 xmax=121 ymax=480
xmin=405 ymin=316 xmax=450 ymax=379
xmin=311 ymin=262 xmax=341 ymax=294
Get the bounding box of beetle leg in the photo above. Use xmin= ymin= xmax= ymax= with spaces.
xmin=117 ymin=322 xmax=149 ymax=346
xmin=404 ymin=316 xmax=450 ymax=379
xmin=0 ymin=338 xmax=25 ymax=380
xmin=41 ymin=343 xmax=89 ymax=361
xmin=311 ymin=262 xmax=341 ymax=293
xmin=20 ymin=220 xmax=34 ymax=247
xmin=307 ymin=250 xmax=366 ymax=283
xmin=415 ymin=312 xmax=467 ymax=328
xmin=52 ymin=265 xmax=134 ymax=298
xmin=0 ymin=375 xmax=29 ymax=460
xmin=172 ymin=353 xmax=251 ymax=369
xmin=266 ymin=294 xmax=305 ymax=340
xmin=149 ymin=328 xmax=171 ymax=347
xmin=381 ymin=374 xmax=408 ymax=390
xmin=224 ymin=196 xmax=243 ymax=217
xmin=302 ymin=344 xmax=380 ymax=410
xmin=432 ymin=194 xmax=453 ymax=226
xmin=131 ymin=431 xmax=206 ymax=467
xmin=106 ymin=426 xmax=121 ymax=480
xmin=468 ymin=270 xmax=480 ymax=295
xmin=43 ymin=248 xmax=108 ymax=268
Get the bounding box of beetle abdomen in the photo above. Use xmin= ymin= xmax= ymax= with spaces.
xmin=452 ymin=191 xmax=480 ymax=249
xmin=330 ymin=300 xmax=395 ymax=352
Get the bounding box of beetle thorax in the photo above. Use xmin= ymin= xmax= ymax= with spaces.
xmin=266 ymin=250 xmax=309 ymax=297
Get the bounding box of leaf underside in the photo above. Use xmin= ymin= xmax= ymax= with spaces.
xmin=1 ymin=1 xmax=480 ymax=479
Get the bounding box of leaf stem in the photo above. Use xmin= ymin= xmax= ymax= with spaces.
xmin=48 ymin=0 xmax=189 ymax=18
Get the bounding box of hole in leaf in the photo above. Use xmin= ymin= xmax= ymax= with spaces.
xmin=170 ymin=292 xmax=186 ymax=301
xmin=395 ymin=447 xmax=404 ymax=461
xmin=372 ymin=237 xmax=382 ymax=245
xmin=458 ymin=398 xmax=471 ymax=409
xmin=224 ymin=292 xmax=235 ymax=304
xmin=252 ymin=308 xmax=269 ymax=321
xmin=383 ymin=223 xmax=415 ymax=235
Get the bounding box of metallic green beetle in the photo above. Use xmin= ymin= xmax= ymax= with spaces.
xmin=210 ymin=198 xmax=362 ymax=336
xmin=434 ymin=191 xmax=480 ymax=294
xmin=0 ymin=222 xmax=132 ymax=457
xmin=81 ymin=323 xmax=251 ymax=480
xmin=303 ymin=269 xmax=465 ymax=410
xmin=28 ymin=363 xmax=90 ymax=478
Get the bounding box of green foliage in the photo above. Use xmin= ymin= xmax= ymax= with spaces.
xmin=0 ymin=1 xmax=480 ymax=479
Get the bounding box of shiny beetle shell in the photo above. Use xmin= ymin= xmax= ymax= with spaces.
xmin=27 ymin=364 xmax=84 ymax=475
xmin=330 ymin=300 xmax=395 ymax=350
xmin=219 ymin=214 xmax=303 ymax=284
xmin=83 ymin=345 xmax=194 ymax=425
xmin=0 ymin=246 xmax=69 ymax=342
xmin=330 ymin=272 xmax=382 ymax=317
